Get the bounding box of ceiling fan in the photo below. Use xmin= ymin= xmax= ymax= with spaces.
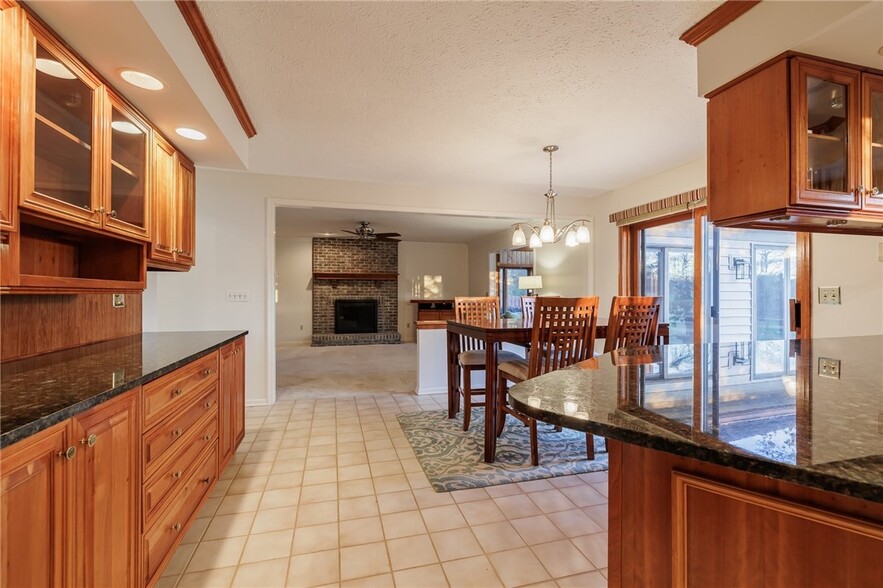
xmin=341 ymin=221 xmax=401 ymax=242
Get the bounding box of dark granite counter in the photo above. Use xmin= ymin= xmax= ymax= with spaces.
xmin=508 ymin=336 xmax=883 ymax=503
xmin=0 ymin=331 xmax=247 ymax=449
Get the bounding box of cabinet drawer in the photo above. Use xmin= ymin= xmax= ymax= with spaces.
xmin=144 ymin=411 xmax=217 ymax=523
xmin=144 ymin=387 xmax=218 ymax=477
xmin=143 ymin=445 xmax=217 ymax=585
xmin=143 ymin=352 xmax=218 ymax=428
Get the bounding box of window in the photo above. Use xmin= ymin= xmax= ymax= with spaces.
xmin=494 ymin=249 xmax=534 ymax=316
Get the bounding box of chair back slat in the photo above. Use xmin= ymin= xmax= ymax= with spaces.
xmin=521 ymin=296 xmax=536 ymax=327
xmin=454 ymin=297 xmax=499 ymax=352
xmin=528 ymin=297 xmax=600 ymax=378
xmin=602 ymin=296 xmax=662 ymax=354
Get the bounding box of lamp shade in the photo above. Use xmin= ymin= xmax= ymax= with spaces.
xmin=518 ymin=275 xmax=543 ymax=290
xmin=512 ymin=226 xmax=527 ymax=247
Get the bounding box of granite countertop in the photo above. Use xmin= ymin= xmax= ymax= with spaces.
xmin=0 ymin=331 xmax=247 ymax=449
xmin=508 ymin=336 xmax=883 ymax=503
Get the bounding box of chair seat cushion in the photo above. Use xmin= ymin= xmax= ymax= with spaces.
xmin=458 ymin=349 xmax=522 ymax=367
xmin=498 ymin=359 xmax=529 ymax=382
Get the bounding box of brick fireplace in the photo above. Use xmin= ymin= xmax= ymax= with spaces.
xmin=311 ymin=238 xmax=401 ymax=346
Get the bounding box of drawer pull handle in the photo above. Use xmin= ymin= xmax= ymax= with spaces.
xmin=204 ymin=399 xmax=215 ymax=409
xmin=200 ymin=477 xmax=211 ymax=484
xmin=170 ymin=522 xmax=182 ymax=532
xmin=57 ymin=446 xmax=76 ymax=460
xmin=173 ymin=388 xmax=183 ymax=397
xmin=203 ymin=434 xmax=211 ymax=441
xmin=171 ymin=470 xmax=182 ymax=480
xmin=81 ymin=434 xmax=97 ymax=447
xmin=172 ymin=429 xmax=182 ymax=438
xmin=203 ymin=368 xmax=215 ymax=376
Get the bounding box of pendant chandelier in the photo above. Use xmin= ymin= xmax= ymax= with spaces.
xmin=511 ymin=145 xmax=591 ymax=248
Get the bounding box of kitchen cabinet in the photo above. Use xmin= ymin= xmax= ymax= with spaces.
xmin=708 ymin=54 xmax=883 ymax=234
xmin=0 ymin=389 xmax=138 ymax=588
xmin=862 ymin=73 xmax=883 ymax=212
xmin=0 ymin=1 xmax=22 ymax=233
xmin=219 ymin=336 xmax=245 ymax=470
xmin=104 ymin=91 xmax=151 ymax=241
xmin=148 ymin=135 xmax=195 ymax=270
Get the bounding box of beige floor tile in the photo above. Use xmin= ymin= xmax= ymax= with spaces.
xmin=300 ymin=483 xmax=339 ymax=504
xmin=303 ymin=467 xmax=338 ymax=486
xmin=411 ymin=488 xmax=454 ymax=508
xmin=232 ymin=557 xmax=289 ymax=587
xmin=251 ymin=506 xmax=298 ymax=534
xmin=576 ymin=472 xmax=608 ymax=485
xmin=599 ymin=567 xmax=608 ymax=578
xmin=196 ymin=496 xmax=222 ymax=519
xmin=590 ymin=482 xmax=608 ymax=498
xmin=338 ymin=479 xmax=375 ymax=499
xmin=486 ymin=484 xmax=523 ymax=498
xmin=164 ymin=541 xmax=198 ymax=575
xmin=261 ymin=487 xmax=302 ymax=510
xmin=529 ymin=540 xmax=594 ymax=578
xmin=451 ymin=488 xmax=490 ymax=503
xmin=186 ymin=536 xmax=247 ymax=572
xmin=273 ymin=459 xmax=308 ymax=475
xmin=393 ymin=564 xmax=449 ymax=588
xmin=154 ymin=575 xmax=179 ymax=588
xmin=276 ymin=449 xmax=308 ymax=462
xmin=372 ymin=474 xmax=411 ymax=494
xmin=267 ymin=471 xmax=305 ymax=491
xmin=527 ymin=490 xmax=577 ymax=514
xmin=571 ymin=532 xmax=608 ymax=569
xmin=241 ymin=529 xmax=295 ymax=564
xmin=336 ymin=441 xmax=366 ymax=454
xmin=180 ymin=517 xmax=210 ymax=545
xmin=339 ymin=542 xmax=391 ymax=581
xmin=203 ymin=512 xmax=258 ymax=541
xmin=288 ymin=549 xmax=340 ymax=587
xmin=441 ymin=555 xmax=503 ymax=588
xmin=471 ymin=522 xmax=527 ymax=553
xmin=458 ymin=499 xmax=507 ymax=525
xmin=292 ymin=522 xmax=339 ymax=554
xmin=227 ymin=475 xmax=269 ymax=496
xmin=306 ymin=456 xmax=338 ymax=470
xmin=244 ymin=450 xmax=277 ymax=464
xmin=493 ymin=495 xmax=543 ymax=519
xmin=546 ymin=509 xmax=603 ymax=538
xmin=376 ymin=490 xmax=417 ymax=514
xmin=297 ymin=501 xmax=339 ymax=527
xmin=488 ymin=546 xmax=552 ymax=588
xmin=421 ymin=505 xmax=467 ymax=532
xmin=340 ymin=573 xmax=394 ymax=588
xmin=338 ymin=464 xmax=372 ymax=481
xmin=559 ymin=485 xmax=607 ymax=508
xmin=339 ymin=516 xmax=385 ymax=547
xmin=367 ymin=449 xmax=399 ymax=462
xmin=369 ymin=461 xmax=404 ymax=477
xmin=387 ymin=534 xmax=439 ymax=571
xmin=582 ymin=505 xmax=609 ymax=530
xmin=337 ymin=452 xmax=369 ymax=467
xmin=237 ymin=462 xmax=275 ymax=479
xmin=548 ymin=476 xmax=584 ymax=489
xmin=215 ymin=492 xmax=263 ymax=516
xmin=381 ymin=510 xmax=427 ymax=539
xmin=557 ymin=570 xmax=607 ymax=587
xmin=338 ymin=495 xmax=380 ymax=520
xmin=510 ymin=515 xmax=566 ymax=546
xmin=429 ymin=528 xmax=484 ymax=562
xmin=177 ymin=566 xmax=237 ymax=588
xmin=516 ymin=480 xmax=556 ymax=494
xmin=406 ymin=472 xmax=432 ymax=490
xmin=309 ymin=444 xmax=339 ymax=458
xmin=400 ymin=459 xmax=422 ymax=474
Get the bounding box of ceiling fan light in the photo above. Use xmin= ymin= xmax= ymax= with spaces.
xmin=565 ymin=229 xmax=578 ymax=247
xmin=512 ymin=225 xmax=527 ymax=247
xmin=539 ymin=223 xmax=555 ymax=243
xmin=576 ymin=224 xmax=591 ymax=244
xmin=528 ymin=232 xmax=543 ymax=248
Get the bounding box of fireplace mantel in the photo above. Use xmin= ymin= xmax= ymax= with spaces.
xmin=313 ymin=272 xmax=398 ymax=281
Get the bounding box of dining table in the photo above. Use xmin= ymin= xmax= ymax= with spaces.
xmin=446 ymin=317 xmax=670 ymax=463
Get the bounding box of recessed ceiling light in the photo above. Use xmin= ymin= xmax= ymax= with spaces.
xmin=36 ymin=58 xmax=76 ymax=80
xmin=176 ymin=127 xmax=207 ymax=141
xmin=120 ymin=69 xmax=164 ymax=91
xmin=111 ymin=120 xmax=143 ymax=134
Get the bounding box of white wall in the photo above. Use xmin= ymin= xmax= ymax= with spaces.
xmin=811 ymin=234 xmax=883 ymax=338
xmin=534 ymin=242 xmax=592 ymax=296
xmin=275 ymin=237 xmax=312 ymax=343
xmin=398 ymin=242 xmax=469 ymax=342
xmin=466 ymin=229 xmax=515 ymax=296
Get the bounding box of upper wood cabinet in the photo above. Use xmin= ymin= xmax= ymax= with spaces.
xmin=148 ymin=135 xmax=195 ymax=271
xmin=104 ymin=92 xmax=151 ymax=241
xmin=862 ymin=73 xmax=883 ymax=212
xmin=0 ymin=2 xmax=23 ymax=233
xmin=708 ymin=54 xmax=883 ymax=234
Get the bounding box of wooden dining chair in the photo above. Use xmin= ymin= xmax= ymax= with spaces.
xmin=453 ymin=297 xmax=521 ymax=431
xmin=495 ymin=296 xmax=600 ymax=466
xmin=602 ymin=296 xmax=662 ymax=354
xmin=521 ymin=296 xmax=536 ymax=326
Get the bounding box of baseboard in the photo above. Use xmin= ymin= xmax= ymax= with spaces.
xmin=416 ymin=386 xmax=448 ymax=396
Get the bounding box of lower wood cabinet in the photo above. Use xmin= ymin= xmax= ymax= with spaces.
xmin=0 ymin=389 xmax=138 ymax=588
xmin=219 ymin=337 xmax=245 ymax=470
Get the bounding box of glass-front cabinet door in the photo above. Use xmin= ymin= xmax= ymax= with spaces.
xmin=862 ymin=73 xmax=883 ymax=212
xmin=792 ymin=59 xmax=861 ymax=210
xmin=22 ymin=29 xmax=103 ymax=226
xmin=106 ymin=95 xmax=149 ymax=240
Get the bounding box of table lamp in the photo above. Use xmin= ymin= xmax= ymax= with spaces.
xmin=518 ymin=275 xmax=543 ymax=295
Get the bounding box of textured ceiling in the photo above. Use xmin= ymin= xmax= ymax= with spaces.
xmin=199 ymin=0 xmax=720 ymax=192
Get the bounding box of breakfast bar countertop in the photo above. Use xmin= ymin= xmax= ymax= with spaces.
xmin=0 ymin=331 xmax=248 ymax=449
xmin=508 ymin=336 xmax=883 ymax=503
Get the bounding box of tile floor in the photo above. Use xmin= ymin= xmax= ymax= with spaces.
xmin=158 ymin=392 xmax=609 ymax=587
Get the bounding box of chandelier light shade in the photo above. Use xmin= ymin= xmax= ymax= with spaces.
xmin=512 ymin=145 xmax=592 ymax=249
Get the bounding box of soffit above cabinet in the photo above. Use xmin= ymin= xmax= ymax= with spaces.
xmin=24 ymin=0 xmax=248 ymax=170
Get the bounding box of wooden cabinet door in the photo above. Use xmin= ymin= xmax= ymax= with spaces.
xmin=218 ymin=341 xmax=236 ymax=469
xmin=175 ymin=156 xmax=195 ymax=267
xmin=103 ymin=92 xmax=150 ymax=241
xmin=234 ymin=337 xmax=246 ymax=448
xmin=72 ymin=389 xmax=139 ymax=588
xmin=0 ymin=422 xmax=72 ymax=588
xmin=149 ymin=134 xmax=177 ymax=265
xmin=0 ymin=3 xmax=22 ymax=232
xmin=791 ymin=58 xmax=862 ymax=210
xmin=862 ymin=73 xmax=883 ymax=212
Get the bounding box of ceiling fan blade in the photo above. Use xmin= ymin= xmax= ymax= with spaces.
xmin=373 ymin=232 xmax=402 ymax=238
xmin=340 ymin=230 xmax=359 ymax=235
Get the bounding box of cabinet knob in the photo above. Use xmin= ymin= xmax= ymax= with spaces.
xmin=107 ymin=210 xmax=117 ymax=218
xmin=204 ymin=399 xmax=215 ymax=409
xmin=80 ymin=434 xmax=97 ymax=447
xmin=173 ymin=388 xmax=183 ymax=397
xmin=203 ymin=368 xmax=215 ymax=376
xmin=204 ymin=434 xmax=211 ymax=441
xmin=172 ymin=428 xmax=182 ymax=438
xmin=82 ymin=205 xmax=92 ymax=212
xmin=170 ymin=522 xmax=182 ymax=532
xmin=171 ymin=470 xmax=183 ymax=480
xmin=200 ymin=477 xmax=211 ymax=484
xmin=57 ymin=446 xmax=76 ymax=460
xmin=97 ymin=206 xmax=105 ymax=214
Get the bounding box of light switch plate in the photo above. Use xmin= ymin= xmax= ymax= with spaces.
xmin=818 ymin=357 xmax=841 ymax=379
xmin=112 ymin=293 xmax=125 ymax=308
xmin=226 ymin=290 xmax=250 ymax=302
xmin=818 ymin=287 xmax=841 ymax=305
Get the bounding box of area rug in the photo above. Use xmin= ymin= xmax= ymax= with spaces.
xmin=397 ymin=408 xmax=608 ymax=492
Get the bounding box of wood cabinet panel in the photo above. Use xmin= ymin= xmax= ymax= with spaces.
xmin=0 ymin=3 xmax=22 ymax=232
xmin=862 ymin=73 xmax=883 ymax=212
xmin=175 ymin=156 xmax=195 ymax=267
xmin=218 ymin=341 xmax=235 ymax=469
xmin=142 ymin=351 xmax=217 ymax=428
xmin=104 ymin=92 xmax=150 ymax=241
xmin=233 ymin=337 xmax=246 ymax=448
xmin=149 ymin=134 xmax=177 ymax=266
xmin=143 ymin=387 xmax=217 ymax=478
xmin=0 ymin=421 xmax=71 ymax=588
xmin=72 ymin=389 xmax=139 ymax=588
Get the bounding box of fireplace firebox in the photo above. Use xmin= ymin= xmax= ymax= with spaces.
xmin=334 ymin=299 xmax=378 ymax=334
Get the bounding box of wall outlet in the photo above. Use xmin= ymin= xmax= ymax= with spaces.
xmin=226 ymin=290 xmax=250 ymax=302
xmin=818 ymin=357 xmax=841 ymax=379
xmin=112 ymin=293 xmax=125 ymax=308
xmin=818 ymin=287 xmax=841 ymax=305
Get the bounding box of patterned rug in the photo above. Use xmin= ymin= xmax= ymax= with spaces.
xmin=397 ymin=408 xmax=608 ymax=492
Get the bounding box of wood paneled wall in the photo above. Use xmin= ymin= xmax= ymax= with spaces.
xmin=1 ymin=293 xmax=141 ymax=361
